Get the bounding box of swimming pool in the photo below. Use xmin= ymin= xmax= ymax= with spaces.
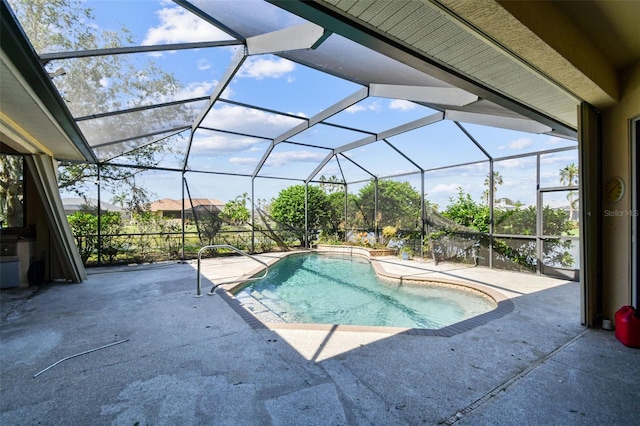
xmin=233 ymin=253 xmax=497 ymax=329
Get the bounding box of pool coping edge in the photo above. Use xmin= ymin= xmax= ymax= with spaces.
xmin=216 ymin=248 xmax=514 ymax=337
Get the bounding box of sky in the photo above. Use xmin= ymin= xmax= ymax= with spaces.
xmin=15 ymin=0 xmax=579 ymax=209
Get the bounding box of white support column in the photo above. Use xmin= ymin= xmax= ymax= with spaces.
xmin=370 ymin=84 xmax=478 ymax=106
xmin=246 ymin=23 xmax=328 ymax=55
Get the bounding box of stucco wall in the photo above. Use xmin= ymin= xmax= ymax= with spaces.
xmin=601 ymin=60 xmax=640 ymax=322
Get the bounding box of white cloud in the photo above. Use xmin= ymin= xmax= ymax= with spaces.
xmin=345 ymin=101 xmax=381 ymax=114
xmin=265 ymin=151 xmax=325 ymax=167
xmin=345 ymin=105 xmax=366 ymax=113
xmin=201 ymin=104 xmax=303 ymax=136
xmin=389 ymin=99 xmax=416 ymax=111
xmin=197 ymin=59 xmax=211 ymax=71
xmin=503 ymin=177 xmax=532 ymax=187
xmin=496 ymin=157 xmax=536 ymax=169
xmin=229 ymin=157 xmax=259 ymax=165
xmin=155 ymin=80 xmax=234 ymax=105
xmin=191 ymin=133 xmax=265 ymax=154
xmin=226 ymin=150 xmax=325 ymax=168
xmin=426 ymin=162 xmax=489 ymax=178
xmin=143 ymin=6 xmax=230 ymax=45
xmin=540 ymin=171 xmax=559 ymax=181
xmin=546 ymin=135 xmax=576 ymax=145
xmin=238 ymin=57 xmax=295 ymax=80
xmin=540 ymin=154 xmax=576 ymax=165
xmin=498 ymin=137 xmax=533 ymax=150
xmin=429 ymin=183 xmax=460 ymax=194
xmin=174 ymin=81 xmax=217 ymax=100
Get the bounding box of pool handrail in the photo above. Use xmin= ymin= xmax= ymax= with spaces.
xmin=196 ymin=244 xmax=269 ymax=297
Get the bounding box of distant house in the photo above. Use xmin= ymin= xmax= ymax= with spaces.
xmin=494 ymin=198 xmax=519 ymax=211
xmin=149 ymin=198 xmax=225 ymax=220
xmin=62 ymin=198 xmax=128 ymax=219
xmin=562 ymin=205 xmax=580 ymax=222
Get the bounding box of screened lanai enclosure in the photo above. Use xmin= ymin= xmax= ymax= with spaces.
xmin=4 ymin=0 xmax=580 ymax=279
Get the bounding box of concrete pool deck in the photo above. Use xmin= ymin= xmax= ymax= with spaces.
xmin=1 ymin=252 xmax=639 ymax=425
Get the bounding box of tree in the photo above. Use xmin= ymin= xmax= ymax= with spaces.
xmin=220 ymin=193 xmax=250 ymax=226
xmin=483 ymin=171 xmax=503 ymax=205
xmin=559 ymin=163 xmax=579 ymax=220
xmin=111 ymin=179 xmax=155 ymax=217
xmin=198 ymin=212 xmax=223 ymax=246
xmin=442 ymin=188 xmax=490 ymax=233
xmin=318 ymin=175 xmax=344 ymax=194
xmin=441 ymin=187 xmax=574 ymax=270
xmin=67 ymin=210 xmax=123 ymax=264
xmin=270 ymin=185 xmax=331 ymax=245
xmin=0 ymin=154 xmax=24 ymax=228
xmin=9 ymin=0 xmax=186 ymax=201
xmin=356 ymin=180 xmax=421 ymax=230
xmin=325 ymin=190 xmax=346 ymax=237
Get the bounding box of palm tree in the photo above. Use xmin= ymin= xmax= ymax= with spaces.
xmin=559 ymin=163 xmax=579 ymax=220
xmin=319 ymin=174 xmax=343 ymax=194
xmin=483 ymin=171 xmax=503 ymax=205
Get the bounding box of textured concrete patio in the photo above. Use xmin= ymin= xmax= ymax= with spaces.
xmin=1 ymin=251 xmax=638 ymax=425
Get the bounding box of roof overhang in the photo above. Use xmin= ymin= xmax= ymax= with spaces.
xmin=0 ymin=1 xmax=95 ymax=161
xmin=268 ymin=0 xmax=580 ymax=138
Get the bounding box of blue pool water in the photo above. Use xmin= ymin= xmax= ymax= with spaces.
xmin=234 ymin=253 xmax=496 ymax=329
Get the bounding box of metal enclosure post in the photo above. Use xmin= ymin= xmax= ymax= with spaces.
xmin=184 ymin=178 xmax=201 ymax=244
xmin=304 ymin=183 xmax=309 ymax=248
xmin=96 ymin=163 xmax=102 ymax=265
xmin=420 ymin=170 xmax=425 ymax=258
xmin=536 ymin=154 xmax=542 ymax=275
xmin=251 ymin=178 xmax=255 ymax=254
xmin=181 ymin=172 xmax=186 ymax=261
xmin=489 ymin=160 xmax=494 ymax=269
xmin=344 ymin=183 xmax=348 ymax=242
xmin=374 ymin=178 xmax=379 ymax=241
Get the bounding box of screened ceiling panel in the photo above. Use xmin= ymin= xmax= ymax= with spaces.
xmin=325 ymin=96 xmax=437 ymax=134
xmin=12 ymin=0 xmax=236 ymax=55
xmin=201 ymin=103 xmax=305 ymax=139
xmin=287 ymin=123 xmax=371 ymax=149
xmin=227 ymin=54 xmax=362 ymax=117
xmin=386 ymin=120 xmax=488 ymax=170
xmin=334 ymin=155 xmax=374 ymax=183
xmin=341 ymin=140 xmax=420 ymax=177
xmin=189 ymin=0 xmax=307 ymax=38
xmin=459 ymin=123 xmax=577 ymax=158
xmin=257 ymin=142 xmax=331 ymax=180
xmin=101 ymin=132 xmax=190 ymax=169
xmin=285 ymin=32 xmax=455 ymax=88
xmin=5 ymin=0 xmax=580 ymax=199
xmin=47 ymin=46 xmax=239 ymax=118
xmin=77 ymin=100 xmax=206 ymax=147
xmin=92 ymin=129 xmax=186 ymax=162
xmin=150 ymin=132 xmax=192 ymax=170
xmin=187 ymin=129 xmax=271 ymax=175
xmin=311 ymin=0 xmax=581 ymax=129
xmin=312 ymin=157 xmax=347 ymax=183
